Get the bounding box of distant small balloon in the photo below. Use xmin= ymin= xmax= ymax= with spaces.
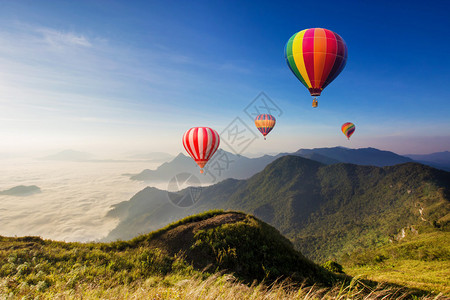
xmin=341 ymin=122 xmax=355 ymax=139
xmin=182 ymin=127 xmax=220 ymax=173
xmin=254 ymin=114 xmax=276 ymax=140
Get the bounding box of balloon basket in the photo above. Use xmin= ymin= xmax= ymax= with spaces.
xmin=200 ymin=169 xmax=204 ymax=174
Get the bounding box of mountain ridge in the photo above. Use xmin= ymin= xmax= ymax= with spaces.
xmin=105 ymin=155 xmax=450 ymax=263
xmin=129 ymin=146 xmax=426 ymax=184
xmin=0 ymin=185 xmax=41 ymax=196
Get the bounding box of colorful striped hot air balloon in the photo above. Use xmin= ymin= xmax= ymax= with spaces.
xmin=254 ymin=114 xmax=276 ymax=140
xmin=182 ymin=127 xmax=220 ymax=173
xmin=285 ymin=28 xmax=348 ymax=107
xmin=341 ymin=122 xmax=355 ymax=140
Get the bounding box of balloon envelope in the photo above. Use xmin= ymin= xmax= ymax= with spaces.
xmin=341 ymin=122 xmax=355 ymax=139
xmin=182 ymin=127 xmax=220 ymax=173
xmin=254 ymin=114 xmax=276 ymax=139
xmin=285 ymin=28 xmax=348 ymax=97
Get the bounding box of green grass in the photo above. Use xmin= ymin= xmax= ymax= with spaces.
xmin=0 ymin=236 xmax=199 ymax=297
xmin=342 ymin=230 xmax=450 ymax=295
xmin=190 ymin=214 xmax=332 ymax=284
xmin=1 ymin=211 xmax=448 ymax=298
xmin=0 ymin=210 xmax=334 ymax=298
xmin=0 ymin=210 xmax=234 ymax=297
xmin=2 ymin=271 xmax=445 ymax=299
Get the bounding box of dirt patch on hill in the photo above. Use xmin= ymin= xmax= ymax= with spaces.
xmin=146 ymin=212 xmax=246 ymax=267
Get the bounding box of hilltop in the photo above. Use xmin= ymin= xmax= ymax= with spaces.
xmin=121 ymin=211 xmax=332 ymax=283
xmin=0 ymin=185 xmax=41 ymax=196
xmin=0 ymin=211 xmax=342 ymax=298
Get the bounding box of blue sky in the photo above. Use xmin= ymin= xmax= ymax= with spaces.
xmin=0 ymin=0 xmax=449 ymax=155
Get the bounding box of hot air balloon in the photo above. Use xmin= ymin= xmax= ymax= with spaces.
xmin=255 ymin=114 xmax=276 ymax=140
xmin=285 ymin=28 xmax=348 ymax=107
xmin=182 ymin=127 xmax=220 ymax=173
xmin=341 ymin=122 xmax=355 ymax=140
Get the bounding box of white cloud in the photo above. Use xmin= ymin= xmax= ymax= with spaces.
xmin=36 ymin=27 xmax=92 ymax=48
xmin=0 ymin=158 xmax=155 ymax=242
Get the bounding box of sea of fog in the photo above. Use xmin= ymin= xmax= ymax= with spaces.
xmin=0 ymin=158 xmax=165 ymax=242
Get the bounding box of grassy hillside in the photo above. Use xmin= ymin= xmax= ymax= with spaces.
xmin=0 ymin=211 xmax=344 ymax=298
xmin=342 ymin=227 xmax=450 ymax=295
xmin=120 ymin=211 xmax=334 ymax=284
xmin=2 ymin=211 xmax=446 ymax=299
xmin=106 ymin=156 xmax=450 ymax=264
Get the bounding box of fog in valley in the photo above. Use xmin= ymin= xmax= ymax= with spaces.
xmin=0 ymin=154 xmax=165 ymax=242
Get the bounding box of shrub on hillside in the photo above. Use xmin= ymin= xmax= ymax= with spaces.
xmin=322 ymin=260 xmax=344 ymax=273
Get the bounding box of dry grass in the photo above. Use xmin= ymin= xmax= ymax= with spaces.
xmin=346 ymin=260 xmax=450 ymax=296
xmin=343 ymin=231 xmax=450 ymax=296
xmin=4 ymin=273 xmax=446 ymax=300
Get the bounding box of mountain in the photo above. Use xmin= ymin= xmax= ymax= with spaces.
xmin=406 ymin=151 xmax=450 ymax=164
xmin=293 ymin=147 xmax=413 ymax=166
xmin=0 ymin=185 xmax=41 ymax=196
xmin=130 ymin=153 xmax=200 ymax=182
xmin=129 ymin=149 xmax=279 ymax=183
xmin=40 ymin=150 xmax=94 ymax=161
xmin=405 ymin=151 xmax=450 ymax=171
xmin=130 ymin=146 xmax=415 ymax=184
xmin=294 ymin=147 xmax=449 ymax=171
xmin=292 ymin=151 xmax=341 ymax=165
xmin=106 ymin=156 xmax=450 ymax=263
xmin=127 ymin=152 xmax=174 ymax=162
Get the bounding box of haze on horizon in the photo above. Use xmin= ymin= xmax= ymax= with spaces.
xmin=0 ymin=1 xmax=449 ymax=157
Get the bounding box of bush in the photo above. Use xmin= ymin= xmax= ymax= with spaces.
xmin=374 ymin=254 xmax=387 ymax=263
xmin=322 ymin=260 xmax=344 ymax=273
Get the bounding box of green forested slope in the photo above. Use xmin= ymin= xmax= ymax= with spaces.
xmin=106 ymin=156 xmax=450 ymax=263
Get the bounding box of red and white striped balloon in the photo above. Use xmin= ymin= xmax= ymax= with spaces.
xmin=182 ymin=127 xmax=220 ymax=173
